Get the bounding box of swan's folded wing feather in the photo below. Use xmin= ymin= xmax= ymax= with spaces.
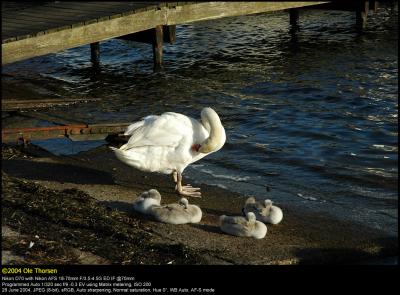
xmin=124 ymin=115 xmax=159 ymax=136
xmin=124 ymin=121 xmax=144 ymax=136
xmin=121 ymin=114 xmax=193 ymax=150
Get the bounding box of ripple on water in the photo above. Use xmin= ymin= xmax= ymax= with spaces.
xmin=2 ymin=8 xmax=398 ymax=235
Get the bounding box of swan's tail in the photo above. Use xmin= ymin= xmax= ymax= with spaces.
xmin=110 ymin=146 xmax=124 ymax=160
xmin=110 ymin=146 xmax=145 ymax=169
xmin=110 ymin=146 xmax=126 ymax=160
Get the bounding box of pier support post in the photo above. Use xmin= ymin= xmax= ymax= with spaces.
xmin=369 ymin=0 xmax=379 ymax=12
xmin=289 ymin=9 xmax=300 ymax=32
xmin=152 ymin=25 xmax=164 ymax=72
xmin=389 ymin=0 xmax=396 ymax=14
xmin=118 ymin=25 xmax=175 ymax=71
xmin=356 ymin=1 xmax=369 ymax=30
xmin=163 ymin=25 xmax=176 ymax=44
xmin=90 ymin=42 xmax=100 ymax=64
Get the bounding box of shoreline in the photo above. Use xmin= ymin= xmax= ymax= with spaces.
xmin=2 ymin=143 xmax=398 ymax=265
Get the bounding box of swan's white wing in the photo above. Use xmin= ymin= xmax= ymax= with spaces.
xmin=120 ymin=113 xmax=194 ymax=150
xmin=124 ymin=115 xmax=159 ymax=135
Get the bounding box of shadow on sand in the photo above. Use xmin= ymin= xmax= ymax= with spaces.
xmin=2 ymin=159 xmax=115 ymax=185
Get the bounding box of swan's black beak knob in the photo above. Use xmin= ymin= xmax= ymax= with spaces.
xmin=191 ymin=144 xmax=201 ymax=152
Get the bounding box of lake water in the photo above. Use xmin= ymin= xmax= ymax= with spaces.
xmin=2 ymin=8 xmax=398 ymax=236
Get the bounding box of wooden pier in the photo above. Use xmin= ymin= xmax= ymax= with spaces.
xmin=1 ymin=1 xmax=391 ymax=67
xmin=1 ymin=1 xmax=391 ymax=143
xmin=2 ymin=1 xmax=331 ymax=67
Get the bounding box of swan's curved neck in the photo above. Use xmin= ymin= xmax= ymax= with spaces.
xmin=199 ymin=108 xmax=224 ymax=154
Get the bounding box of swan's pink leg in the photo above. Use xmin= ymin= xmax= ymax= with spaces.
xmin=172 ymin=171 xmax=178 ymax=183
xmin=175 ymin=171 xmax=201 ymax=198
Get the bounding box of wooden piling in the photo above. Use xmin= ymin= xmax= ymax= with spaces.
xmin=369 ymin=0 xmax=379 ymax=12
xmin=152 ymin=25 xmax=163 ymax=71
xmin=163 ymin=25 xmax=176 ymax=44
xmin=118 ymin=25 xmax=173 ymax=71
xmin=90 ymin=42 xmax=100 ymax=64
xmin=356 ymin=1 xmax=369 ymax=30
xmin=118 ymin=25 xmax=176 ymax=44
xmin=289 ymin=8 xmax=300 ymax=32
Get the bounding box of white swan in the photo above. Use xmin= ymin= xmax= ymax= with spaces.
xmin=149 ymin=197 xmax=202 ymax=225
xmin=111 ymin=107 xmax=226 ymax=198
xmin=219 ymin=212 xmax=267 ymax=239
xmin=132 ymin=189 xmax=161 ymax=214
xmin=243 ymin=197 xmax=283 ymax=225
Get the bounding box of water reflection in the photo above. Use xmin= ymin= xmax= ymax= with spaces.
xmin=2 ymin=9 xmax=398 ymax=235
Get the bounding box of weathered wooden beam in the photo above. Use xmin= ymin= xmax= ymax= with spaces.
xmin=17 ymin=111 xmax=86 ymax=126
xmin=2 ymin=8 xmax=166 ymax=65
xmin=2 ymin=2 xmax=328 ymax=65
xmin=152 ymin=25 xmax=164 ymax=71
xmin=90 ymin=42 xmax=100 ymax=64
xmin=166 ymin=2 xmax=328 ymax=25
xmin=356 ymin=1 xmax=369 ymax=30
xmin=2 ymin=123 xmax=132 ymax=142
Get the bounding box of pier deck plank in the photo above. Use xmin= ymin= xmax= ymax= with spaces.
xmin=2 ymin=1 xmax=327 ymax=65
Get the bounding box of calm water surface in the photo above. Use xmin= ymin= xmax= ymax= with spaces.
xmin=3 ymin=9 xmax=398 ymax=235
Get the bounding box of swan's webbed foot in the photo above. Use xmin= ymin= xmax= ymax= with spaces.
xmin=177 ymin=184 xmax=202 ymax=198
xmin=174 ymin=171 xmax=202 ymax=198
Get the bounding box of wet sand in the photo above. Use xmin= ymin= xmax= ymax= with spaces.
xmin=2 ymin=143 xmax=397 ymax=265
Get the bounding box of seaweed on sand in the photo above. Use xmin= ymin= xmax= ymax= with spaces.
xmin=2 ymin=172 xmax=207 ymax=265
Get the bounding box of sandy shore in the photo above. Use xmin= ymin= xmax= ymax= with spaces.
xmin=2 ymin=143 xmax=397 ymax=265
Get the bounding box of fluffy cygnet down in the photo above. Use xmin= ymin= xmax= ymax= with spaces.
xmin=133 ymin=189 xmax=202 ymax=224
xmin=242 ymin=197 xmax=283 ymax=225
xmin=149 ymin=197 xmax=202 ymax=225
xmin=132 ymin=189 xmax=162 ymax=214
xmin=219 ymin=212 xmax=267 ymax=239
